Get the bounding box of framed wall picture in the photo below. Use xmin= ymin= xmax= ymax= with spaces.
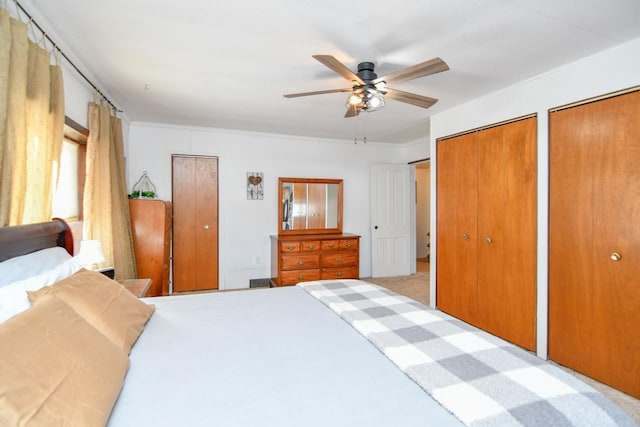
xmin=247 ymin=172 xmax=264 ymax=200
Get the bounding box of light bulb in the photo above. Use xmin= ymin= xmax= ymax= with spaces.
xmin=347 ymin=94 xmax=363 ymax=106
xmin=365 ymin=93 xmax=386 ymax=112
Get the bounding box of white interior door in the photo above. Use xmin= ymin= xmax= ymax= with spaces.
xmin=371 ymin=164 xmax=411 ymax=277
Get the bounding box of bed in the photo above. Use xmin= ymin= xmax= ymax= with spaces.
xmin=0 ymin=220 xmax=635 ymax=426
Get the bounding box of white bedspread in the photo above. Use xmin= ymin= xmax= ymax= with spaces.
xmin=107 ymin=286 xmax=461 ymax=426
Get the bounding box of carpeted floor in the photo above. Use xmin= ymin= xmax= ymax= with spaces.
xmin=364 ymin=259 xmax=640 ymax=424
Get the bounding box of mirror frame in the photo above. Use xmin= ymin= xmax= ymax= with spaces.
xmin=278 ymin=177 xmax=343 ymax=235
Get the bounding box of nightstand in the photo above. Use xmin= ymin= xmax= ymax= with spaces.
xmin=98 ymin=267 xmax=116 ymax=279
xmin=118 ymin=278 xmax=152 ymax=298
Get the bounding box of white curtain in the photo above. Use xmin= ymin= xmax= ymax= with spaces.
xmin=83 ymin=102 xmax=136 ymax=279
xmin=0 ymin=8 xmax=64 ymax=226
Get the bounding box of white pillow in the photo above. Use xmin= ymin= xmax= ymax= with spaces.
xmin=0 ymin=246 xmax=72 ymax=286
xmin=0 ymin=256 xmax=81 ymax=323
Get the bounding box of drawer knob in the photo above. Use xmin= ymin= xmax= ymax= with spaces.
xmin=308 ymin=244 xmax=315 ymax=249
xmin=345 ymin=243 xmax=352 ymax=248
xmin=336 ymin=257 xmax=344 ymax=263
xmin=287 ymin=245 xmax=295 ymax=250
xmin=297 ymin=274 xmax=306 ymax=279
xmin=336 ymin=271 xmax=343 ymax=277
xmin=297 ymin=260 xmax=305 ymax=265
xmin=328 ymin=244 xmax=335 ymax=248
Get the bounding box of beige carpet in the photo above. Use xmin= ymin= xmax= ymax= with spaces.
xmin=364 ymin=260 xmax=640 ymax=424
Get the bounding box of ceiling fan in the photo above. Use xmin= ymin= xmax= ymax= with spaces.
xmin=284 ymin=55 xmax=449 ymax=118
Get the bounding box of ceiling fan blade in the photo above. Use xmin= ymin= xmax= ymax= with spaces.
xmin=373 ymin=57 xmax=449 ymax=86
xmin=283 ymin=88 xmax=352 ymax=98
xmin=384 ymin=88 xmax=438 ymax=109
xmin=344 ymin=106 xmax=361 ymax=118
xmin=313 ymin=55 xmax=365 ymax=85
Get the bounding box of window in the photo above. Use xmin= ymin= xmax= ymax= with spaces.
xmin=52 ymin=117 xmax=88 ymax=220
xmin=52 ymin=139 xmax=79 ymax=219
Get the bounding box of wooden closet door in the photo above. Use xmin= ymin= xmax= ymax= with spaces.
xmin=172 ymin=155 xmax=219 ymax=292
xmin=550 ymin=91 xmax=640 ymax=398
xmin=476 ymin=126 xmax=506 ymax=334
xmin=477 ymin=118 xmax=536 ymax=351
xmin=307 ymin=183 xmax=327 ymax=229
xmin=437 ymin=132 xmax=478 ymax=324
xmin=292 ymin=183 xmax=307 ymax=230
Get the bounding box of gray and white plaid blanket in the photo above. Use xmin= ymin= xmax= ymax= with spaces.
xmin=299 ymin=280 xmax=636 ymax=426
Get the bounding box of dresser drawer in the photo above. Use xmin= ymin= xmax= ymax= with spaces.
xmin=321 ymin=252 xmax=358 ymax=268
xmin=339 ymin=239 xmax=358 ymax=251
xmin=321 ymin=267 xmax=358 ymax=280
xmin=281 ymin=254 xmax=320 ymax=270
xmin=301 ymin=241 xmax=321 ymax=251
xmin=281 ymin=269 xmax=321 ymax=285
xmin=321 ymin=240 xmax=340 ymax=251
xmin=280 ymin=242 xmax=300 ymax=252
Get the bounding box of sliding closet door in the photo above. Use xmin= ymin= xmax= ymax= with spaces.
xmin=436 ymin=132 xmax=478 ymax=324
xmin=549 ymin=90 xmax=640 ymax=398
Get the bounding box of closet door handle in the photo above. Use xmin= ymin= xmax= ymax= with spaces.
xmin=203 ymin=224 xmax=209 ymax=230
xmin=462 ymin=234 xmax=468 ymax=240
xmin=485 ymin=237 xmax=493 ymax=244
xmin=610 ymin=252 xmax=621 ymax=261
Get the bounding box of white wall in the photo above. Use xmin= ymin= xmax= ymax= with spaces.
xmin=429 ymin=37 xmax=640 ymax=358
xmin=128 ymin=123 xmax=410 ymax=290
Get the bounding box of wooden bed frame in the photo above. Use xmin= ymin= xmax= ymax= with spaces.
xmin=0 ymin=219 xmax=73 ymax=262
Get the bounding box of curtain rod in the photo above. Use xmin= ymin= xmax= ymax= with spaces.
xmin=14 ymin=1 xmax=123 ymax=113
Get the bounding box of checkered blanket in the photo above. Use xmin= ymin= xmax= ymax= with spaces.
xmin=299 ymin=280 xmax=636 ymax=426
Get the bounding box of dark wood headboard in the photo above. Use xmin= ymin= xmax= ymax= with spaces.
xmin=0 ymin=219 xmax=73 ymax=262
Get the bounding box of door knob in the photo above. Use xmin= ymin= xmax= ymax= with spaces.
xmin=204 ymin=224 xmax=209 ymax=230
xmin=485 ymin=237 xmax=493 ymax=244
xmin=374 ymin=226 xmax=378 ymax=230
xmin=610 ymin=252 xmax=621 ymax=261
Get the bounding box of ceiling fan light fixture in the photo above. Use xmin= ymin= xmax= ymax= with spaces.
xmin=347 ymin=93 xmax=363 ymax=106
xmin=364 ymin=92 xmax=385 ymax=112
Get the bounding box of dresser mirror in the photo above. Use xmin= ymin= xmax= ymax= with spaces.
xmin=278 ymin=177 xmax=343 ymax=235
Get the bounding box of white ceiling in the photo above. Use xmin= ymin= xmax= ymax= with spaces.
xmin=25 ymin=0 xmax=640 ymax=143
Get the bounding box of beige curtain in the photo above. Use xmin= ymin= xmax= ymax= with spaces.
xmin=0 ymin=9 xmax=64 ymax=226
xmin=83 ymin=103 xmax=137 ymax=279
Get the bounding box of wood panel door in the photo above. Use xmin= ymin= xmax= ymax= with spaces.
xmin=436 ymin=132 xmax=478 ymax=324
xmin=172 ymin=155 xmax=219 ymax=292
xmin=477 ymin=118 xmax=537 ymax=351
xmin=549 ymin=91 xmax=640 ymax=398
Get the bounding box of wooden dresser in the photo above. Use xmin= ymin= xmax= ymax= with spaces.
xmin=270 ymin=233 xmax=360 ymax=286
xmin=129 ymin=199 xmax=172 ymax=296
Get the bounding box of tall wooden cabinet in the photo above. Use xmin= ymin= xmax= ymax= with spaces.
xmin=549 ymin=90 xmax=639 ymax=398
xmin=129 ymin=199 xmax=172 ymax=296
xmin=437 ymin=116 xmax=537 ymax=351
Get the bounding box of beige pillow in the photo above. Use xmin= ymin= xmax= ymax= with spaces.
xmin=29 ymin=269 xmax=155 ymax=354
xmin=0 ymin=295 xmax=129 ymax=426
